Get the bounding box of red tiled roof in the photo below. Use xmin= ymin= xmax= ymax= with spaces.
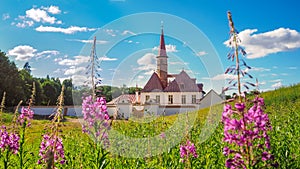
xmin=164 ymin=70 xmax=200 ymax=92
xmin=107 ymin=94 xmax=139 ymax=104
xmin=142 ymin=72 xmax=164 ymax=92
xmin=163 ymin=79 xmax=180 ymax=92
xmin=158 ymin=28 xmax=167 ymax=56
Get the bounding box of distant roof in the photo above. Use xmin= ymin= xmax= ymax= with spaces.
xmin=141 ymin=72 xmax=164 ymax=92
xmin=107 ymin=94 xmax=138 ymax=104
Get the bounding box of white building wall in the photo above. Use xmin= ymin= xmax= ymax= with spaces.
xmin=141 ymin=92 xmax=202 ymax=105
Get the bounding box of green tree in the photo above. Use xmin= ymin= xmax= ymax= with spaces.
xmin=0 ymin=51 xmax=25 ymax=107
xmin=63 ymin=79 xmax=73 ymax=105
xmin=41 ymin=80 xmax=61 ymax=105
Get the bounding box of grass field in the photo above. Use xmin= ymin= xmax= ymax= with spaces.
xmin=0 ymin=84 xmax=300 ymax=168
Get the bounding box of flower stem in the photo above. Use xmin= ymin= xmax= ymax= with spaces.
xmin=227 ymin=11 xmax=242 ymax=102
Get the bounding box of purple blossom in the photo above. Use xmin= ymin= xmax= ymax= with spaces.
xmin=179 ymin=140 xmax=198 ymax=163
xmin=159 ymin=132 xmax=166 ymax=139
xmin=18 ymin=107 xmax=34 ymax=126
xmin=38 ymin=134 xmax=65 ymax=165
xmin=82 ymin=96 xmax=110 ymax=145
xmin=222 ymin=97 xmax=273 ymax=168
xmin=0 ymin=126 xmax=20 ymax=154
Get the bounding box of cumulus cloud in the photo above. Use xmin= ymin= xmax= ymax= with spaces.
xmin=16 ymin=20 xmax=34 ymax=28
xmin=57 ymin=56 xmax=89 ymax=66
xmin=153 ymin=44 xmax=178 ymax=53
xmin=272 ymin=81 xmax=282 ymax=89
xmin=42 ymin=5 xmax=61 ymax=14
xmin=36 ymin=50 xmax=59 ymax=59
xmin=136 ymin=53 xmax=156 ymax=72
xmin=137 ymin=53 xmax=156 ymax=66
xmin=36 ymin=25 xmax=96 ymax=34
xmin=7 ymin=45 xmax=37 ymax=61
xmin=2 ymin=13 xmax=10 ymax=20
xmin=8 ymin=45 xmax=60 ymax=61
xmin=14 ymin=6 xmax=62 ymax=28
xmin=99 ymin=56 xmax=117 ymax=61
xmin=64 ymin=66 xmax=86 ymax=76
xmin=225 ymin=28 xmax=300 ymax=58
xmin=26 ymin=8 xmax=57 ymax=24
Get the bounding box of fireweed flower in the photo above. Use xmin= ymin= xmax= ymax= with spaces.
xmin=17 ymin=107 xmax=34 ymax=126
xmin=38 ymin=134 xmax=65 ymax=165
xmin=179 ymin=140 xmax=198 ymax=163
xmin=0 ymin=126 xmax=20 ymax=154
xmin=82 ymin=95 xmax=110 ymax=146
xmin=222 ymin=12 xmax=274 ymax=168
xmin=223 ymin=97 xmax=272 ymax=168
xmin=38 ymin=86 xmax=66 ymax=167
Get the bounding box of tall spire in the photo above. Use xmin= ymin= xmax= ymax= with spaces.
xmin=156 ymin=21 xmax=168 ymax=88
xmin=158 ymin=21 xmax=167 ymax=56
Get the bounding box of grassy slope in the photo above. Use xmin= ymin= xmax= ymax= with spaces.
xmin=0 ymin=83 xmax=299 ymax=168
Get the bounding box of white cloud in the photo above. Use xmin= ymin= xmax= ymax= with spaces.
xmin=71 ymin=75 xmax=88 ymax=86
xmin=26 ymin=8 xmax=57 ymax=24
xmin=99 ymin=56 xmax=117 ymax=61
xmin=104 ymin=29 xmax=117 ymax=36
xmin=269 ymin=79 xmax=282 ymax=83
xmin=169 ymin=61 xmax=187 ymax=65
xmin=8 ymin=45 xmax=37 ymax=61
xmin=138 ymin=75 xmax=144 ymax=79
xmin=121 ymin=30 xmax=136 ymax=36
xmin=225 ymin=28 xmax=300 ymax=59
xmin=36 ymin=50 xmax=59 ymax=59
xmin=14 ymin=6 xmax=62 ymax=27
xmin=136 ymin=53 xmax=156 ymax=73
xmin=137 ymin=53 xmax=156 ymax=66
xmin=211 ymin=74 xmax=237 ymax=81
xmin=196 ymin=51 xmax=207 ymax=56
xmin=64 ymin=66 xmax=86 ymax=76
xmin=16 ymin=20 xmax=34 ymax=28
xmin=8 ymin=45 xmax=60 ymax=61
xmin=42 ymin=6 xmax=61 ymax=14
xmin=36 ymin=25 xmax=96 ymax=34
xmin=58 ymin=56 xmax=89 ymax=66
xmin=245 ymin=67 xmax=271 ymax=73
xmin=153 ymin=44 xmax=178 ymax=53
xmin=67 ymin=39 xmax=109 ymax=44
xmin=2 ymin=13 xmax=10 ymax=20
xmin=288 ymin=67 xmax=297 ymax=70
xmin=272 ymin=81 xmax=282 ymax=89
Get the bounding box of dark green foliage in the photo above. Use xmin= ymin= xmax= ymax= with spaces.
xmin=0 ymin=51 xmax=25 ymax=107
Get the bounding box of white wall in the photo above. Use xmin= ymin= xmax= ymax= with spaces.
xmin=140 ymin=92 xmax=202 ymax=105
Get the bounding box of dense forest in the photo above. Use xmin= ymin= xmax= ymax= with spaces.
xmin=0 ymin=51 xmax=140 ymax=108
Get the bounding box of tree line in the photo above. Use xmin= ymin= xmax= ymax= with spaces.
xmin=0 ymin=51 xmax=141 ymax=108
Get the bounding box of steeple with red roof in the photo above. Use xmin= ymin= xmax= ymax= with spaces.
xmin=156 ymin=22 xmax=168 ymax=88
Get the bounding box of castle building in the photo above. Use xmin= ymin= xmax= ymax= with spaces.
xmin=106 ymin=25 xmax=223 ymax=119
xmin=140 ymin=25 xmax=204 ymax=105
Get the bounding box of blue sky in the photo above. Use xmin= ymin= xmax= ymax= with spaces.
xmin=1 ymin=0 xmax=300 ymax=94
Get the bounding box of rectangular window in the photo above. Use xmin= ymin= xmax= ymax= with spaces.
xmin=181 ymin=95 xmax=186 ymax=104
xmin=192 ymin=95 xmax=196 ymax=104
xmin=146 ymin=95 xmax=150 ymax=101
xmin=156 ymin=95 xmax=160 ymax=103
xmin=168 ymin=95 xmax=173 ymax=104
